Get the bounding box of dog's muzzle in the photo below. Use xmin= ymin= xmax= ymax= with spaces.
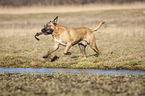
xmin=41 ymin=28 xmax=53 ymax=35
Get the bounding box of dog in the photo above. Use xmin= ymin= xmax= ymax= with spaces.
xmin=35 ymin=16 xmax=105 ymax=58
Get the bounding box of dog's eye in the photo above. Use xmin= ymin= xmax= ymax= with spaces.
xmin=44 ymin=24 xmax=49 ymax=27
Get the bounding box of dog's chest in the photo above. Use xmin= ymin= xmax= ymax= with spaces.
xmin=54 ymin=37 xmax=66 ymax=45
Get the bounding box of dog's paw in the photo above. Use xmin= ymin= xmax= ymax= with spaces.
xmin=43 ymin=55 xmax=48 ymax=58
xmin=64 ymin=52 xmax=72 ymax=55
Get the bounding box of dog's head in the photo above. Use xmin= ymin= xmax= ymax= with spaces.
xmin=41 ymin=16 xmax=58 ymax=35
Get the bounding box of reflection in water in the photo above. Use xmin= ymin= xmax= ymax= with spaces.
xmin=0 ymin=68 xmax=145 ymax=75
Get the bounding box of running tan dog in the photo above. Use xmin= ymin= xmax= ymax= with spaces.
xmin=35 ymin=16 xmax=105 ymax=58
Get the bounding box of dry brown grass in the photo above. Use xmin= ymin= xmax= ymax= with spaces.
xmin=0 ymin=73 xmax=144 ymax=96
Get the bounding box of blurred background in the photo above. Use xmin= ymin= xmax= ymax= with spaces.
xmin=0 ymin=0 xmax=144 ymax=7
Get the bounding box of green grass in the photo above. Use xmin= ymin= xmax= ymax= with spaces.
xmin=0 ymin=8 xmax=145 ymax=70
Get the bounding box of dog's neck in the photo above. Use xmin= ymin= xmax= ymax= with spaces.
xmin=52 ymin=24 xmax=65 ymax=39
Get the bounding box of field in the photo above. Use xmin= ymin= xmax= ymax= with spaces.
xmin=0 ymin=3 xmax=145 ymax=96
xmin=0 ymin=3 xmax=145 ymax=70
xmin=0 ymin=73 xmax=144 ymax=96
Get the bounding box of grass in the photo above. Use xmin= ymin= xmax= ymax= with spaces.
xmin=0 ymin=73 xmax=144 ymax=96
xmin=0 ymin=4 xmax=145 ymax=70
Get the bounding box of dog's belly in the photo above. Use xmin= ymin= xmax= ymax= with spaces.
xmin=54 ymin=38 xmax=66 ymax=46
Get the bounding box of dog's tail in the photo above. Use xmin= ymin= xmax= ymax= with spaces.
xmin=91 ymin=21 xmax=105 ymax=32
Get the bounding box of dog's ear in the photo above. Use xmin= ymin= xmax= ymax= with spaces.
xmin=53 ymin=16 xmax=58 ymax=24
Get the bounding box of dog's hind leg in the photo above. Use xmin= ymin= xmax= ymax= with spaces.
xmin=78 ymin=44 xmax=87 ymax=58
xmin=89 ymin=42 xmax=101 ymax=56
xmin=88 ymin=36 xmax=101 ymax=57
xmin=78 ymin=41 xmax=87 ymax=58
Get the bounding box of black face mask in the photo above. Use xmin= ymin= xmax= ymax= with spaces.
xmin=41 ymin=28 xmax=47 ymax=32
xmin=41 ymin=28 xmax=54 ymax=35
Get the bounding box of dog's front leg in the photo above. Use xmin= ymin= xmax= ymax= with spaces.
xmin=63 ymin=42 xmax=72 ymax=55
xmin=43 ymin=42 xmax=59 ymax=58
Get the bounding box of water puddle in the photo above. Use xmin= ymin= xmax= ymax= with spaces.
xmin=0 ymin=68 xmax=145 ymax=75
